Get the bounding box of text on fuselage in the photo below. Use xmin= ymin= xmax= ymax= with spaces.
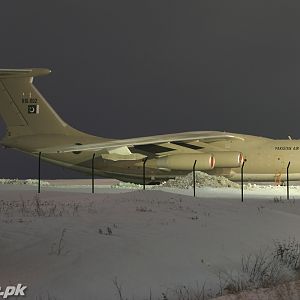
xmin=275 ymin=146 xmax=300 ymax=150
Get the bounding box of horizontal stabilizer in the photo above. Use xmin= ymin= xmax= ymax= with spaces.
xmin=0 ymin=68 xmax=51 ymax=79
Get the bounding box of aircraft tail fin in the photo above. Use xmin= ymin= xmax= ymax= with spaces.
xmin=0 ymin=68 xmax=82 ymax=139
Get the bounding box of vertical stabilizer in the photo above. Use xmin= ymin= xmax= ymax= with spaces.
xmin=0 ymin=69 xmax=81 ymax=138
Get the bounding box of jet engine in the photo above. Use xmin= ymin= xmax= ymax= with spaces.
xmin=154 ymin=153 xmax=215 ymax=171
xmin=212 ymin=151 xmax=244 ymax=168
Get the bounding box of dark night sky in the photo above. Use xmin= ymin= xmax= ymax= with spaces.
xmin=0 ymin=1 xmax=300 ymax=178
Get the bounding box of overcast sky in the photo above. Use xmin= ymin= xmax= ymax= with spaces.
xmin=0 ymin=1 xmax=300 ymax=178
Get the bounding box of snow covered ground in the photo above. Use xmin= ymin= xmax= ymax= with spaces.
xmin=0 ymin=179 xmax=300 ymax=299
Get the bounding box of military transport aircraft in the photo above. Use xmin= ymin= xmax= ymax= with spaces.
xmin=0 ymin=68 xmax=298 ymax=184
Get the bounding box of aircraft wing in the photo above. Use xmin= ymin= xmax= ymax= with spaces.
xmin=37 ymin=131 xmax=244 ymax=154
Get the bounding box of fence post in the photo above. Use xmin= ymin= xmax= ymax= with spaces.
xmin=38 ymin=152 xmax=41 ymax=193
xmin=193 ymin=160 xmax=197 ymax=197
xmin=92 ymin=153 xmax=95 ymax=193
xmin=287 ymin=161 xmax=291 ymax=200
xmin=241 ymin=160 xmax=245 ymax=202
xmin=143 ymin=157 xmax=148 ymax=190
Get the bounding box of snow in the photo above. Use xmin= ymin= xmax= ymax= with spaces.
xmin=0 ymin=178 xmax=50 ymax=185
xmin=161 ymin=171 xmax=240 ymax=189
xmin=0 ymin=179 xmax=300 ymax=299
xmin=214 ymin=280 xmax=300 ymax=300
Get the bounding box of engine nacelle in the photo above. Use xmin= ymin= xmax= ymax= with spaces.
xmin=154 ymin=153 xmax=215 ymax=171
xmin=212 ymin=151 xmax=244 ymax=168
